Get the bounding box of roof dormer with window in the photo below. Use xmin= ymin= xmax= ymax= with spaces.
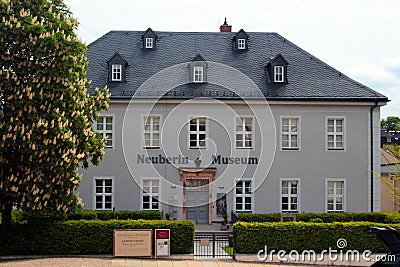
xmin=189 ymin=54 xmax=207 ymax=83
xmin=266 ymin=54 xmax=289 ymax=84
xmin=142 ymin=27 xmax=157 ymax=50
xmin=234 ymin=29 xmax=249 ymax=51
xmin=107 ymin=52 xmax=128 ymax=83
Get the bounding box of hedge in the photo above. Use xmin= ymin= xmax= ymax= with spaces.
xmin=233 ymin=221 xmax=397 ymax=254
xmin=238 ymin=212 xmax=400 ymax=223
xmin=66 ymin=210 xmax=163 ymax=221
xmin=0 ymin=219 xmax=194 ymax=255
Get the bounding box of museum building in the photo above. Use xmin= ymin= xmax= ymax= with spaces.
xmin=78 ymin=21 xmax=389 ymax=224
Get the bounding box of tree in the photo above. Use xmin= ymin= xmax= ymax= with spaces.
xmin=0 ymin=0 xmax=110 ymax=225
xmin=382 ymin=116 xmax=400 ymax=131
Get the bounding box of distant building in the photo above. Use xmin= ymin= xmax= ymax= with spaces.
xmin=79 ymin=20 xmax=388 ymax=224
xmin=380 ymin=149 xmax=400 ymax=211
xmin=381 ymin=129 xmax=400 ymax=147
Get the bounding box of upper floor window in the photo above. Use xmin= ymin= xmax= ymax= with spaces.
xmin=193 ymin=66 xmax=204 ymax=83
xmin=141 ymin=178 xmax=160 ymax=210
xmin=94 ymin=178 xmax=113 ymax=210
xmin=266 ymin=54 xmax=288 ymax=84
xmin=274 ymin=66 xmax=284 ymax=82
xmin=281 ymin=117 xmax=299 ymax=150
xmin=326 ymin=118 xmax=345 ymax=150
xmin=145 ymin=38 xmax=153 ymax=49
xmin=107 ymin=52 xmax=127 ymax=83
xmin=234 ymin=29 xmax=249 ymax=51
xmin=142 ymin=27 xmax=157 ymax=50
xmin=326 ymin=179 xmax=345 ymax=212
xmin=112 ymin=64 xmax=122 ymax=81
xmin=189 ymin=117 xmax=206 ymax=149
xmin=281 ymin=179 xmax=300 ymax=212
xmin=143 ymin=116 xmax=160 ymax=148
xmin=235 ymin=179 xmax=252 ymax=212
xmin=189 ymin=54 xmax=207 ymax=83
xmin=236 ymin=117 xmax=253 ymax=148
xmin=238 ymin=39 xmax=246 ymax=50
xmin=95 ymin=116 xmax=113 ymax=148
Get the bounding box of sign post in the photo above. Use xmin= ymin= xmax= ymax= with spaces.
xmin=155 ymin=229 xmax=170 ymax=258
xmin=113 ymin=229 xmax=152 ymax=257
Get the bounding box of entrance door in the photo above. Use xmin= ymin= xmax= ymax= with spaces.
xmin=186 ymin=190 xmax=209 ymax=224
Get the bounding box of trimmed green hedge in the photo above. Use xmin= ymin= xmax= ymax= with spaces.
xmin=67 ymin=210 xmax=163 ymax=221
xmin=0 ymin=219 xmax=194 ymax=255
xmin=233 ymin=221 xmax=396 ymax=254
xmin=238 ymin=212 xmax=400 ymax=223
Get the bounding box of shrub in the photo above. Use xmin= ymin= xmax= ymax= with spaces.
xmin=233 ymin=221 xmax=397 ymax=254
xmin=238 ymin=212 xmax=400 ymax=223
xmin=0 ymin=219 xmax=194 ymax=255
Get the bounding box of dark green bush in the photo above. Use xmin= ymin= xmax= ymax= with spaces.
xmin=66 ymin=210 xmax=162 ymax=221
xmin=0 ymin=219 xmax=194 ymax=255
xmin=238 ymin=212 xmax=400 ymax=223
xmin=233 ymin=221 xmax=397 ymax=254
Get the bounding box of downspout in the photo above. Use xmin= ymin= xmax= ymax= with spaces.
xmin=370 ymin=99 xmax=379 ymax=212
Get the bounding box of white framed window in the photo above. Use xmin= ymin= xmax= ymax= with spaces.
xmin=235 ymin=179 xmax=252 ymax=212
xmin=326 ymin=117 xmax=345 ymax=150
xmin=189 ymin=117 xmax=206 ymax=148
xmin=145 ymin=37 xmax=153 ymax=49
xmin=280 ymin=178 xmax=300 ymax=212
xmin=274 ymin=66 xmax=284 ymax=82
xmin=193 ymin=66 xmax=203 ymax=83
xmin=143 ymin=115 xmax=160 ymax=148
xmin=141 ymin=178 xmax=160 ymax=210
xmin=325 ymin=179 xmax=346 ymax=212
xmin=281 ymin=117 xmax=300 ymax=150
xmin=238 ymin=38 xmax=246 ymax=50
xmin=236 ymin=117 xmax=253 ymax=149
xmin=95 ymin=116 xmax=114 ymax=148
xmin=111 ymin=64 xmax=122 ymax=81
xmin=94 ymin=177 xmax=113 ymax=210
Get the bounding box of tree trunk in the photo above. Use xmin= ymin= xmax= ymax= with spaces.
xmin=1 ymin=201 xmax=12 ymax=225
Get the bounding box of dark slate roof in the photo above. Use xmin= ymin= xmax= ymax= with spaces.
xmin=86 ymin=31 xmax=388 ymax=102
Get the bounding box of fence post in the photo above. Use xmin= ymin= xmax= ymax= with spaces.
xmin=212 ymin=233 xmax=216 ymax=257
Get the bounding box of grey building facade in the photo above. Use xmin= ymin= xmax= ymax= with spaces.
xmin=79 ymin=23 xmax=388 ymax=224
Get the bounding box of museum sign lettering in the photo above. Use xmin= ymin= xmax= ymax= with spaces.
xmin=137 ymin=154 xmax=258 ymax=165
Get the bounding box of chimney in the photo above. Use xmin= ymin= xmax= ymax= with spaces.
xmin=219 ymin=17 xmax=232 ymax=32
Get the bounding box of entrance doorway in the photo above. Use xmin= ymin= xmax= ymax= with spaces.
xmin=180 ymin=168 xmax=216 ymax=225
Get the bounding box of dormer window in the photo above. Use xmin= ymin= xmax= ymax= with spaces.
xmin=234 ymin=29 xmax=249 ymax=51
xmin=142 ymin=28 xmax=157 ymax=50
xmin=266 ymin=54 xmax=289 ymax=84
xmin=189 ymin=54 xmax=207 ymax=83
xmin=194 ymin=66 xmax=204 ymax=82
xmin=238 ymin=39 xmax=246 ymax=50
xmin=274 ymin=66 xmax=284 ymax=82
xmin=112 ymin=64 xmax=122 ymax=81
xmin=107 ymin=52 xmax=128 ymax=83
xmin=145 ymin=38 xmax=153 ymax=49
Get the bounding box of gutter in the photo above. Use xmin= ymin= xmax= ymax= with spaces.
xmin=370 ymin=100 xmax=379 ymax=212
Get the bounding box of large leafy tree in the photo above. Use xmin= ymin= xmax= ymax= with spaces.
xmin=0 ymin=0 xmax=109 ymax=224
xmin=382 ymin=116 xmax=400 ymax=131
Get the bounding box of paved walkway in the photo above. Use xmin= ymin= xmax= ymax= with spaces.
xmin=0 ymin=258 xmax=295 ymax=267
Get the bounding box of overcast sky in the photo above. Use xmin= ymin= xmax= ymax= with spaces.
xmin=64 ymin=0 xmax=400 ymax=118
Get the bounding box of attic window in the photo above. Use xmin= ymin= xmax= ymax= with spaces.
xmin=111 ymin=64 xmax=122 ymax=81
xmin=274 ymin=66 xmax=284 ymax=82
xmin=145 ymin=38 xmax=153 ymax=49
xmin=194 ymin=66 xmax=204 ymax=82
xmin=189 ymin=54 xmax=207 ymax=83
xmin=238 ymin=39 xmax=246 ymax=50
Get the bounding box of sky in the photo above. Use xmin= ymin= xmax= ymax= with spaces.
xmin=63 ymin=0 xmax=400 ymax=118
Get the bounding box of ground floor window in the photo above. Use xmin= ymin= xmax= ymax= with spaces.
xmin=326 ymin=179 xmax=345 ymax=212
xmin=235 ymin=179 xmax=252 ymax=212
xmin=94 ymin=178 xmax=113 ymax=210
xmin=281 ymin=179 xmax=300 ymax=212
xmin=141 ymin=178 xmax=160 ymax=210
